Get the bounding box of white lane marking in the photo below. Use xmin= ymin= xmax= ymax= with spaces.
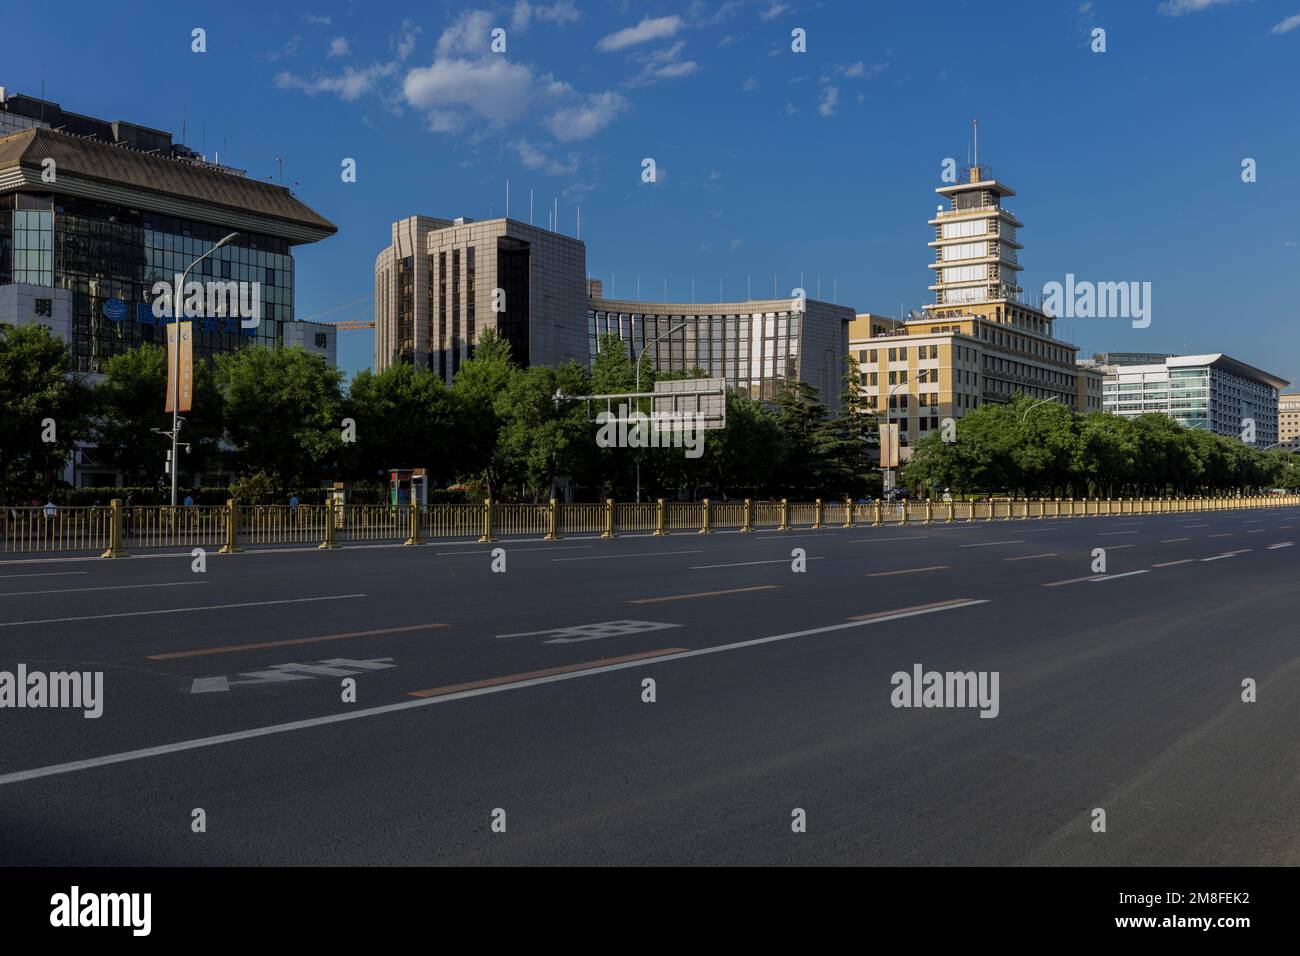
xmin=958 ymin=540 xmax=1025 ymax=548
xmin=0 ymin=581 xmax=204 ymax=598
xmin=1160 ymin=538 xmax=1190 ymax=543
xmin=1201 ymin=551 xmax=1250 ymax=562
xmin=755 ymin=533 xmax=828 ymax=540
xmin=1088 ymin=570 xmax=1150 ymax=582
xmin=1002 ymin=553 xmax=1058 ymax=561
xmin=0 ymin=598 xmax=990 ymax=787
xmin=1267 ymin=542 xmax=1293 ymax=550
xmin=497 ymin=620 xmax=679 ymax=643
xmin=1151 ymin=559 xmax=1195 ymax=568
xmin=191 ymin=657 xmax=397 ymax=693
xmin=1243 ymin=519 xmax=1262 ymax=524
xmin=434 ymin=545 xmax=594 ymax=555
xmin=691 ymin=557 xmax=827 ymax=569
xmin=849 ymin=536 xmax=928 ymax=543
xmin=1098 ymin=531 xmax=1139 ymax=536
xmin=0 ymin=571 xmax=88 ymax=579
xmin=1183 ymin=523 xmax=1210 ymax=528
xmin=0 ymin=594 xmax=366 ymax=628
xmin=551 ymin=550 xmax=702 ymax=562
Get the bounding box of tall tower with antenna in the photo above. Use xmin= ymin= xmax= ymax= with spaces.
xmin=926 ymin=119 xmax=1024 ymax=313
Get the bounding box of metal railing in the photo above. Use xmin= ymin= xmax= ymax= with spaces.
xmin=4 ymin=495 xmax=1298 ymax=557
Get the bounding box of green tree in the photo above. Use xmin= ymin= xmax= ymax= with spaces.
xmin=775 ymin=380 xmax=828 ymax=497
xmin=816 ymin=355 xmax=878 ymax=496
xmin=94 ymin=344 xmax=224 ymax=486
xmin=345 ymin=363 xmax=459 ymax=485
xmin=450 ymin=328 xmax=518 ymax=497
xmin=495 ymin=361 xmax=592 ymax=500
xmin=0 ymin=324 xmax=92 ymax=503
xmin=218 ymin=345 xmax=344 ymax=488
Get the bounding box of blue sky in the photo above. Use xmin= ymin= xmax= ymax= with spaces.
xmin=7 ymin=0 xmax=1300 ymax=385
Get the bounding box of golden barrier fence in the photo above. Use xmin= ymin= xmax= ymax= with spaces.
xmin=5 ymin=495 xmax=1299 ymax=556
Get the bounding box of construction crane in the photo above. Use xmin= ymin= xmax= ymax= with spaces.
xmin=298 ymin=296 xmax=375 ymax=331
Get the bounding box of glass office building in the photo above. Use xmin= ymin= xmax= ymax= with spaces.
xmin=1101 ymin=354 xmax=1288 ymax=445
xmin=0 ymin=92 xmax=335 ymax=373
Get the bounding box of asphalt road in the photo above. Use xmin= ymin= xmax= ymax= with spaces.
xmin=1 ymin=505 xmax=1297 ymax=865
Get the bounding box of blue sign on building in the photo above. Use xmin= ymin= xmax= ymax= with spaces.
xmin=102 ymin=298 xmax=128 ymax=322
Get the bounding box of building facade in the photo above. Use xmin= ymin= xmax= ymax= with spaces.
xmin=587 ymin=282 xmax=853 ymax=411
xmin=1100 ymin=354 xmax=1289 ymax=445
xmin=850 ymin=160 xmax=1098 ymax=452
xmin=1279 ymin=393 xmax=1300 ymax=450
xmin=374 ymin=214 xmax=854 ymax=410
xmin=0 ymin=91 xmax=337 ymax=373
xmin=374 ymin=215 xmax=587 ymax=378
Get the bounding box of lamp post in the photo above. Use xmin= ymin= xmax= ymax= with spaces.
xmin=633 ymin=321 xmax=686 ymax=503
xmin=1018 ymin=396 xmax=1060 ymax=425
xmin=167 ymin=231 xmax=238 ymax=506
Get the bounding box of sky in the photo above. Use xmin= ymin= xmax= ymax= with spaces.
xmin=6 ymin=0 xmax=1300 ymax=385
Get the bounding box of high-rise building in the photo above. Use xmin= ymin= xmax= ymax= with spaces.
xmin=1279 ymin=393 xmax=1300 ymax=450
xmin=1100 ymin=354 xmax=1288 ymax=445
xmin=374 ymin=216 xmax=586 ymax=378
xmin=850 ymin=158 xmax=1099 ymax=453
xmin=374 ymin=215 xmax=854 ymax=411
xmin=0 ymin=91 xmax=337 ymax=373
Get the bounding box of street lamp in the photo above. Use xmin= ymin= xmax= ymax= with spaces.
xmin=1018 ymin=396 xmax=1061 ymax=425
xmin=633 ymin=321 xmax=686 ymax=503
xmin=167 ymin=231 xmax=238 ymax=506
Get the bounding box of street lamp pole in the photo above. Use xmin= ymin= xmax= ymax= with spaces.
xmin=633 ymin=322 xmax=686 ymax=503
xmin=169 ymin=231 xmax=238 ymax=506
xmin=882 ymin=373 xmax=919 ymax=497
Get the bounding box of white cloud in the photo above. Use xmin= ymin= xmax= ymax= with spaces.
xmin=597 ymin=15 xmax=683 ymax=52
xmin=742 ymin=75 xmax=758 ymax=92
xmin=276 ymin=62 xmax=399 ymax=101
xmin=303 ymin=14 xmax=331 ymax=26
xmin=759 ymin=2 xmax=790 ymax=20
xmin=328 ymin=37 xmax=351 ymax=58
xmin=395 ymin=20 xmax=422 ymax=61
xmin=404 ymin=57 xmax=538 ymax=124
xmin=818 ymin=85 xmax=839 ymax=117
xmin=839 ymin=61 xmax=888 ymax=79
xmin=1157 ymin=0 xmax=1244 ymax=15
xmin=730 ymin=238 xmax=743 ymax=250
xmin=1270 ymin=13 xmax=1300 ymax=34
xmin=436 ymin=9 xmax=496 ymax=57
xmin=546 ymin=90 xmax=629 ymax=140
xmin=512 ymin=0 xmax=581 ymax=31
xmin=510 ymin=138 xmax=579 ymax=175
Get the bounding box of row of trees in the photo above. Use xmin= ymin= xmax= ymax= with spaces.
xmin=901 ymin=394 xmax=1300 ymax=498
xmin=5 ymin=322 xmax=1296 ymax=504
xmin=0 ymin=324 xmax=880 ymax=503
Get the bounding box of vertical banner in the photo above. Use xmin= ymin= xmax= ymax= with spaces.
xmin=879 ymin=423 xmax=899 ymax=469
xmin=165 ymin=321 xmax=195 ymax=413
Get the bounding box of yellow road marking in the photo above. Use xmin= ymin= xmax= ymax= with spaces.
xmin=147 ymin=623 xmax=448 ymax=660
xmin=630 ymin=585 xmax=781 ymax=604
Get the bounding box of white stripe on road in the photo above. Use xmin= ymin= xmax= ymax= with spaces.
xmin=1267 ymin=542 xmax=1293 ymax=550
xmin=691 ymin=557 xmax=827 ymax=569
xmin=1098 ymin=531 xmax=1139 ymax=536
xmin=0 ymin=598 xmax=989 ymax=787
xmin=0 ymin=594 xmax=366 ymax=628
xmin=552 ymin=550 xmax=702 ymax=561
xmin=958 ymin=540 xmax=1025 ymax=548
xmin=434 ymin=545 xmax=594 ymax=555
xmin=0 ymin=581 xmax=203 ymax=598
xmin=849 ymin=536 xmax=928 ymax=543
xmin=1088 ymin=570 xmax=1150 ymax=582
xmin=1201 ymin=551 xmax=1250 ymax=562
xmin=0 ymin=571 xmax=88 ymax=579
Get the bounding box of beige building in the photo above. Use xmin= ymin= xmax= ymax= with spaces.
xmin=1278 ymin=393 xmax=1300 ymax=449
xmin=374 ymin=215 xmax=587 ymax=379
xmin=850 ymin=161 xmax=1102 ymax=453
